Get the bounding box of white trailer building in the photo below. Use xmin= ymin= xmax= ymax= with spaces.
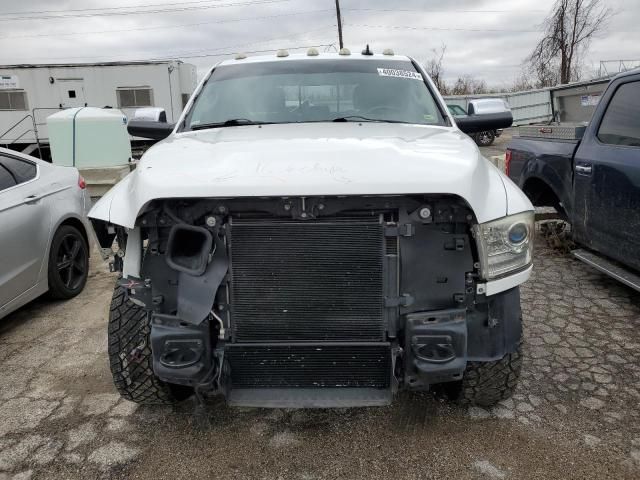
xmin=0 ymin=60 xmax=196 ymax=155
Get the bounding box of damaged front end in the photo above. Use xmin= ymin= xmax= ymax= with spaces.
xmin=92 ymin=195 xmax=523 ymax=408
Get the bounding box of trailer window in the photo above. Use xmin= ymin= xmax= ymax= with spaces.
xmin=0 ymin=90 xmax=28 ymax=111
xmin=116 ymin=88 xmax=154 ymax=108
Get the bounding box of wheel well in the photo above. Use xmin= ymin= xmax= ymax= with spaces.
xmin=58 ymin=217 xmax=90 ymax=257
xmin=522 ymin=178 xmax=561 ymax=209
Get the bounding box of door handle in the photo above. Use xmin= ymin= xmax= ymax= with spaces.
xmin=24 ymin=194 xmax=41 ymax=204
xmin=23 ymin=187 xmax=69 ymax=205
xmin=575 ymin=164 xmax=592 ymax=175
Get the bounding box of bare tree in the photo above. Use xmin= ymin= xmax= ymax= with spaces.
xmin=450 ymin=75 xmax=488 ymax=95
xmin=472 ymin=78 xmax=488 ymax=95
xmin=425 ymin=44 xmax=448 ymax=94
xmin=509 ymin=72 xmax=535 ymax=93
xmin=527 ymin=0 xmax=613 ymax=87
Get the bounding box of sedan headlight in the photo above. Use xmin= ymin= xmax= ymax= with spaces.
xmin=473 ymin=211 xmax=535 ymax=280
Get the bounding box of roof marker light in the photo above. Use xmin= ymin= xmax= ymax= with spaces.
xmin=235 ymin=53 xmax=247 ymax=60
xmin=383 ymin=48 xmax=394 ymax=56
xmin=339 ymin=47 xmax=351 ymax=56
xmin=276 ymin=49 xmax=289 ymax=58
xmin=307 ymin=47 xmax=319 ymax=56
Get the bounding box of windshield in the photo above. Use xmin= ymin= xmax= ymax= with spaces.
xmin=183 ymin=59 xmax=447 ymax=130
xmin=447 ymin=104 xmax=467 ymax=116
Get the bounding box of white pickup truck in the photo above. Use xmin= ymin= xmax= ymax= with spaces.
xmin=89 ymin=50 xmax=533 ymax=409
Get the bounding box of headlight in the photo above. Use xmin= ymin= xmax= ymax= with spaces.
xmin=473 ymin=211 xmax=534 ymax=280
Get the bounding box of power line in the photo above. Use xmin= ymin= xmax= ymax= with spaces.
xmin=0 ymin=0 xmax=292 ymax=22
xmin=0 ymin=26 xmax=335 ymax=63
xmin=0 ymin=0 xmax=227 ymax=16
xmin=5 ymin=0 xmax=538 ymax=21
xmin=0 ymin=9 xmax=335 ymax=39
xmin=3 ymin=44 xmax=334 ymax=64
xmin=344 ymin=7 xmax=548 ymax=14
xmin=147 ymin=25 xmax=335 ymax=59
xmin=154 ymin=43 xmax=335 ymax=61
xmin=345 ymin=23 xmax=541 ymax=33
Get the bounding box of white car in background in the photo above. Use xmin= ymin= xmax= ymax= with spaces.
xmin=0 ymin=148 xmax=92 ymax=320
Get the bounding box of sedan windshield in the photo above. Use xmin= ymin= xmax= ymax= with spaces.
xmin=183 ymin=59 xmax=447 ymax=130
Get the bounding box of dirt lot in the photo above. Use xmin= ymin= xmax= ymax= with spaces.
xmin=481 ymin=128 xmax=513 ymax=159
xmin=1 ymin=139 xmax=640 ymax=478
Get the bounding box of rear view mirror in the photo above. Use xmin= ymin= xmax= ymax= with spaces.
xmin=127 ymin=120 xmax=175 ymax=140
xmin=456 ymin=98 xmax=513 ymax=134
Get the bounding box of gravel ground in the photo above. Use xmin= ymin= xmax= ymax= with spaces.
xmin=480 ymin=128 xmax=513 ymax=159
xmin=1 ymin=159 xmax=640 ymax=479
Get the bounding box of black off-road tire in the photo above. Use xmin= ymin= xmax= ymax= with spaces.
xmin=48 ymin=225 xmax=89 ymax=299
xmin=457 ymin=344 xmax=523 ymax=407
xmin=108 ymin=284 xmax=184 ymax=405
xmin=443 ymin=343 xmax=523 ymax=407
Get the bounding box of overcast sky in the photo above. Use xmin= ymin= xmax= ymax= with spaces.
xmin=0 ymin=0 xmax=637 ymax=88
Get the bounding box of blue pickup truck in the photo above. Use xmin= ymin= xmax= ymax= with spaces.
xmin=507 ymin=69 xmax=640 ymax=290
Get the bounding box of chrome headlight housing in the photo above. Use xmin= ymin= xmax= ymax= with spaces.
xmin=473 ymin=211 xmax=535 ymax=280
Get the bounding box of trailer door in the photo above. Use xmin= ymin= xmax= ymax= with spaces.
xmin=56 ymin=78 xmax=86 ymax=108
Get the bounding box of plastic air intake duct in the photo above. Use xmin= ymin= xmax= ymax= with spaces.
xmin=165 ymin=224 xmax=213 ymax=276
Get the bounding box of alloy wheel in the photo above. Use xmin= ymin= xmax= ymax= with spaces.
xmin=55 ymin=233 xmax=87 ymax=290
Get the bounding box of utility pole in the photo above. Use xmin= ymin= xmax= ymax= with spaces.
xmin=335 ymin=0 xmax=344 ymax=49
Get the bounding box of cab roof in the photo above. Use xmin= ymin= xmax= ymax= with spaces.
xmin=217 ymin=52 xmax=412 ymax=67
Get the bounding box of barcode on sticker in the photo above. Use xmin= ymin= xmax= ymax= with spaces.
xmin=377 ymin=68 xmax=423 ymax=80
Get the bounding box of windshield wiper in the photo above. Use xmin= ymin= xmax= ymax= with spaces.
xmin=190 ymin=118 xmax=267 ymax=130
xmin=332 ymin=115 xmax=406 ymax=124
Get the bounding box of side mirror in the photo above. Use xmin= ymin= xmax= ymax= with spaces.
xmin=132 ymin=107 xmax=167 ymax=123
xmin=455 ymin=112 xmax=513 ymax=134
xmin=127 ymin=120 xmax=175 ymax=141
xmin=457 ymin=98 xmax=513 ymax=134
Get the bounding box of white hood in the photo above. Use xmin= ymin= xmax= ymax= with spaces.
xmin=90 ymin=123 xmax=511 ymax=228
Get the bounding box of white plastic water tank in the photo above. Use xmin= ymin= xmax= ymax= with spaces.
xmin=47 ymin=107 xmax=132 ymax=167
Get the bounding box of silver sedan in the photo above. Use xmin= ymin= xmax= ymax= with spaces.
xmin=0 ymin=147 xmax=93 ymax=320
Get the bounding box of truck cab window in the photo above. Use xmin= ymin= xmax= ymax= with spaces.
xmin=597 ymin=81 xmax=640 ymax=147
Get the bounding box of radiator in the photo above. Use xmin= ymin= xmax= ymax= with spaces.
xmin=226 ymin=344 xmax=391 ymax=388
xmin=229 ymin=217 xmax=385 ymax=342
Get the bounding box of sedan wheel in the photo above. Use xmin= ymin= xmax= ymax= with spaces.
xmin=48 ymin=225 xmax=89 ymax=299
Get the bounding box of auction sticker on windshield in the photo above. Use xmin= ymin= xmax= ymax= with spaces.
xmin=377 ymin=68 xmax=423 ymax=80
